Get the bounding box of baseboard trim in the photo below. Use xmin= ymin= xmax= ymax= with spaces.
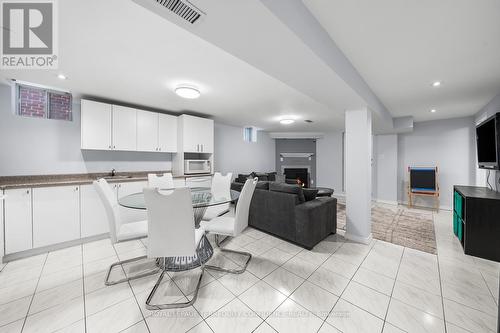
xmin=344 ymin=232 xmax=373 ymax=245
xmin=2 ymin=233 xmax=110 ymax=263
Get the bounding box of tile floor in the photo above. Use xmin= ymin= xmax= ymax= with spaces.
xmin=0 ymin=207 xmax=498 ymax=333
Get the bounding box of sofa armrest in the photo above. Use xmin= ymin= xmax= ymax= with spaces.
xmin=294 ymin=197 xmax=337 ymax=249
xmin=231 ymin=182 xmax=244 ymax=192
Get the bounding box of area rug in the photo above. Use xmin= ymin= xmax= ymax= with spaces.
xmin=336 ymin=202 xmax=437 ymax=254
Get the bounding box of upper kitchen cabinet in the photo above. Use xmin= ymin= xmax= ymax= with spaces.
xmin=137 ymin=111 xmax=177 ymax=152
xmin=158 ymin=113 xmax=177 ymax=152
xmin=112 ymin=105 xmax=137 ymax=151
xmin=81 ymin=100 xmax=112 ymax=150
xmin=81 ymin=99 xmax=177 ymax=153
xmin=179 ymin=115 xmax=214 ymax=153
xmin=137 ymin=110 xmax=159 ymax=152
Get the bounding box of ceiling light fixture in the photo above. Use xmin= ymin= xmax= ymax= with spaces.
xmin=430 ymin=109 xmax=437 ymax=113
xmin=57 ymin=74 xmax=67 ymax=80
xmin=175 ymin=86 xmax=201 ymax=99
xmin=432 ymin=81 xmax=441 ymax=87
xmin=280 ymin=119 xmax=295 ymax=125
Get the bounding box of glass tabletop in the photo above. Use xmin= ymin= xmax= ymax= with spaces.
xmin=118 ymin=187 xmax=240 ymax=210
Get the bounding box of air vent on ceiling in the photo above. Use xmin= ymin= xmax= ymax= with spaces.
xmin=155 ymin=0 xmax=205 ymax=24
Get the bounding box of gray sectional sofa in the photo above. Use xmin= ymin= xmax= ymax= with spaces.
xmin=231 ymin=181 xmax=337 ymax=249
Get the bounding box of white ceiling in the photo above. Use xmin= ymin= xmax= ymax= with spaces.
xmin=0 ymin=0 xmax=354 ymax=132
xmin=303 ymin=0 xmax=500 ymax=122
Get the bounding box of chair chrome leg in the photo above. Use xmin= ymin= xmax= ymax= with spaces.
xmin=146 ymin=251 xmax=206 ymax=310
xmin=105 ymin=255 xmax=160 ymax=286
xmin=205 ymin=234 xmax=252 ymax=274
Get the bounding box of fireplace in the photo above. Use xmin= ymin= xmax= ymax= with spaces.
xmin=284 ymin=168 xmax=309 ymax=188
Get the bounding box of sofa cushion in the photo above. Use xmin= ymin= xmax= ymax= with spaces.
xmin=255 ymin=181 xmax=270 ymax=190
xmin=269 ymin=182 xmax=305 ymax=203
xmin=303 ymin=188 xmax=319 ymax=201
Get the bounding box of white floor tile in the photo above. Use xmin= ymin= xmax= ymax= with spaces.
xmin=146 ymin=306 xmax=202 ymax=333
xmin=30 ymin=279 xmax=83 ymax=315
xmin=239 ymin=281 xmax=287 ymax=319
xmin=392 ymin=280 xmax=444 ymax=319
xmin=386 ymin=299 xmax=445 ymax=333
xmin=341 ymin=281 xmax=390 ymax=319
xmin=327 ymin=299 xmax=384 ymax=333
xmin=86 ymin=297 xmax=143 ymax=333
xmin=192 ymin=280 xmax=235 ymax=319
xmin=0 ymin=296 xmax=31 ymax=327
xmin=23 ymin=297 xmax=84 ymax=333
xmin=218 ymin=270 xmax=259 ymax=296
xmin=281 ymin=256 xmax=319 ymax=279
xmin=290 ymin=281 xmax=338 ymax=319
xmin=321 ymin=255 xmax=359 ymax=279
xmin=352 ymin=267 xmax=395 ymax=296
xmin=85 ymin=282 xmax=134 ymax=316
xmin=206 ymin=298 xmax=262 ymax=333
xmin=263 ymin=267 xmax=304 ymax=296
xmin=443 ymin=299 xmax=497 ymax=333
xmin=267 ymin=298 xmax=324 ymax=333
xmin=308 ymin=267 xmax=350 ymax=297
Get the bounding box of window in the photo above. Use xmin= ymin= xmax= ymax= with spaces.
xmin=243 ymin=126 xmax=258 ymax=143
xmin=16 ymin=83 xmax=72 ymax=121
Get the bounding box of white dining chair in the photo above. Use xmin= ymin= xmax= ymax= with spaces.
xmin=94 ymin=179 xmax=159 ymax=285
xmin=200 ymin=178 xmax=258 ymax=274
xmin=148 ymin=173 xmax=174 ymax=189
xmin=202 ymin=172 xmax=233 ymax=221
xmin=143 ymin=187 xmax=207 ymax=309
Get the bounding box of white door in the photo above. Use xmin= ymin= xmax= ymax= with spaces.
xmin=112 ymin=105 xmax=137 ymax=151
xmin=158 ymin=113 xmax=177 ymax=152
xmin=81 ymin=100 xmax=112 ymax=150
xmin=199 ymin=118 xmax=214 ymax=153
xmin=80 ymin=184 xmax=109 ymax=238
xmin=4 ymin=188 xmax=33 ymax=254
xmin=33 ymin=186 xmax=80 ymax=248
xmin=137 ymin=110 xmax=159 ymax=152
xmin=181 ymin=115 xmax=202 ymax=153
xmin=116 ymin=181 xmax=148 ymax=224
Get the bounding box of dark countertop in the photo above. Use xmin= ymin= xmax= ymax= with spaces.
xmin=454 ymin=185 xmax=500 ymax=200
xmin=0 ymin=171 xmax=213 ymax=190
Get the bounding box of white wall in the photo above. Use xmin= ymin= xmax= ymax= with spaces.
xmin=397 ymin=117 xmax=477 ymax=209
xmin=474 ymin=92 xmax=500 ymax=191
xmin=213 ymin=123 xmax=275 ymax=177
xmin=316 ymin=131 xmax=343 ymax=192
xmin=0 ymin=83 xmax=167 ymax=176
xmin=373 ymin=134 xmax=398 ymax=203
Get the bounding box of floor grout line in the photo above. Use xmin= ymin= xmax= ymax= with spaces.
xmin=19 ymin=253 xmax=48 ymax=333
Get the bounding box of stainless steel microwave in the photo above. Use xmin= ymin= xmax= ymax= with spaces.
xmin=184 ymin=159 xmax=211 ymax=174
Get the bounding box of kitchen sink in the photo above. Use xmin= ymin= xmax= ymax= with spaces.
xmin=103 ymin=175 xmax=133 ymax=180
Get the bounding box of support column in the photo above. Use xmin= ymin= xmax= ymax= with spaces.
xmin=345 ymin=108 xmax=373 ymax=244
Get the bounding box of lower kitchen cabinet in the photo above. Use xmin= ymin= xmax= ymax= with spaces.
xmin=32 ymin=186 xmax=80 ymax=248
xmin=116 ymin=181 xmax=148 ymax=224
xmin=80 ymin=184 xmax=109 ymax=238
xmin=4 ymin=188 xmax=33 ymax=254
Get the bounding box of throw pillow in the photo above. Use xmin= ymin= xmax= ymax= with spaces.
xmin=303 ymin=188 xmax=319 ymax=201
xmin=269 ymin=182 xmax=306 ymax=203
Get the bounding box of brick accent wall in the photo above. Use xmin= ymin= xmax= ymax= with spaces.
xmin=19 ymin=86 xmax=46 ymax=118
xmin=49 ymin=93 xmax=72 ymax=120
xmin=18 ymin=84 xmax=72 ymax=121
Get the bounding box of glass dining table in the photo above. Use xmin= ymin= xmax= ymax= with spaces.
xmin=118 ymin=187 xmax=240 ymax=272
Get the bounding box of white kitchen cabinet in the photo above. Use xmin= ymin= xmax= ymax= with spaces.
xmin=80 ymin=184 xmax=109 ymax=238
xmin=81 ymin=100 xmax=112 ymax=150
xmin=116 ymin=181 xmax=148 ymax=224
xmin=4 ymin=188 xmax=33 ymax=254
xmin=180 ymin=115 xmax=214 ymax=153
xmin=159 ymin=113 xmax=177 ymax=152
xmin=173 ymin=178 xmax=186 ymax=188
xmin=32 ymin=186 xmax=80 ymax=248
xmin=137 ymin=110 xmax=158 ymax=152
xmin=112 ymin=105 xmax=137 ymax=151
xmin=185 ymin=176 xmax=212 ymax=189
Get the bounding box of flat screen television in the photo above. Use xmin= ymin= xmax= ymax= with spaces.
xmin=476 ymin=113 xmax=500 ymax=170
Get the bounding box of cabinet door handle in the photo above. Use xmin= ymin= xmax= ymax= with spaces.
xmin=108 ymin=145 xmax=111 ymax=149
xmin=75 ymin=187 xmax=79 ymax=191
xmin=26 ymin=189 xmax=30 ymax=194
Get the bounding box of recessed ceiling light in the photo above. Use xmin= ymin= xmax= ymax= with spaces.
xmin=57 ymin=74 xmax=67 ymax=80
xmin=175 ymin=86 xmax=200 ymax=99
xmin=430 ymin=109 xmax=437 ymax=113
xmin=280 ymin=119 xmax=295 ymax=125
xmin=432 ymin=81 xmax=441 ymax=87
